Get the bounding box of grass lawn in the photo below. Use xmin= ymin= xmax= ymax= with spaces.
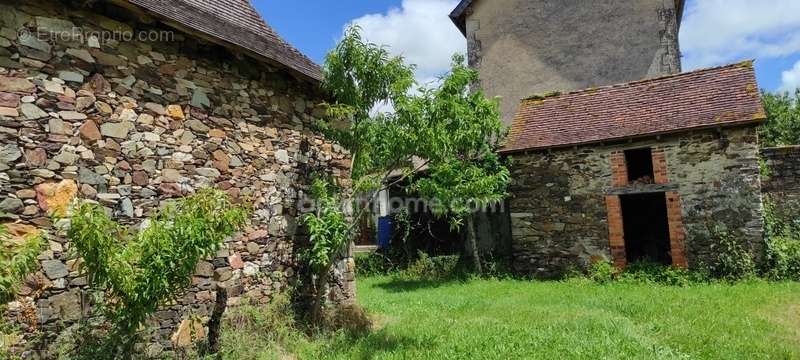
xmin=297 ymin=277 xmax=800 ymax=359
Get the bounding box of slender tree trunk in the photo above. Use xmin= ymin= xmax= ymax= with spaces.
xmin=466 ymin=216 xmax=482 ymax=274
xmin=206 ymin=286 xmax=228 ymax=355
xmin=311 ymin=269 xmax=330 ymax=326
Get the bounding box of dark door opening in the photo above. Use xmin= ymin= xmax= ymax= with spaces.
xmin=620 ymin=192 xmax=672 ymax=265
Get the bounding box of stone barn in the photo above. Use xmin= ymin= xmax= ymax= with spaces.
xmin=0 ymin=0 xmax=352 ymax=356
xmin=501 ymin=62 xmax=767 ymax=276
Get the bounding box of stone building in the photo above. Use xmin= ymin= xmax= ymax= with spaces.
xmin=501 ymin=62 xmax=766 ymax=276
xmin=0 ymin=0 xmax=352 ymax=356
xmin=450 ymin=0 xmax=683 ymax=124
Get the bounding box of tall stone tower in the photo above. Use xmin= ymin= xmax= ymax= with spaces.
xmin=450 ymin=0 xmax=683 ymax=124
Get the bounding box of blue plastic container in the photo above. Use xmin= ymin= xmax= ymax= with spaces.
xmin=377 ymin=216 xmax=394 ymax=249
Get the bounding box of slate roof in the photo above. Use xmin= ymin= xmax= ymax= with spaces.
xmin=449 ymin=0 xmax=685 ymax=35
xmin=500 ymin=61 xmax=766 ymax=154
xmin=127 ymin=0 xmax=322 ymax=81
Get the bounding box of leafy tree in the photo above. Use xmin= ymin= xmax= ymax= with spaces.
xmin=67 ymin=188 xmax=248 ymax=353
xmin=760 ymin=89 xmax=800 ymax=147
xmin=301 ymin=179 xmax=350 ymax=324
xmin=319 ymin=26 xmax=509 ymax=274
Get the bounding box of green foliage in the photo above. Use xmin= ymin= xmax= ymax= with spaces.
xmin=67 ymin=188 xmax=248 ymax=344
xmin=582 ymin=260 xmax=710 ymax=286
xmin=759 ymin=157 xmax=772 ymax=178
xmin=301 ymin=178 xmax=351 ymax=325
xmin=354 ymin=252 xmax=397 ymax=277
xmin=407 ymin=56 xmax=510 ymax=225
xmin=302 ymin=179 xmax=351 ymax=276
xmin=618 ymin=261 xmax=709 ymax=286
xmin=321 ymin=26 xmax=417 ymax=182
xmin=763 ymin=197 xmax=800 ymax=281
xmin=763 ymin=197 xmax=800 ymax=240
xmin=0 ymin=223 xmax=43 ymax=358
xmin=0 ymin=224 xmax=44 ymax=304
xmin=760 ymin=89 xmax=800 ymax=147
xmin=765 ymin=236 xmax=800 ymax=281
xmin=321 ymin=26 xmax=509 ymax=230
xmin=397 ymin=252 xmax=462 ymax=281
xmin=707 ymin=227 xmax=756 ymax=281
xmin=586 ymin=260 xmax=617 ymax=284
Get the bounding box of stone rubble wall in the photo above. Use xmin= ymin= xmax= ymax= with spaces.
xmin=761 ymin=145 xmax=800 ymax=199
xmin=507 ymin=127 xmax=764 ymax=277
xmin=761 ymin=145 xmax=800 ymax=226
xmin=0 ymin=0 xmax=353 ymax=357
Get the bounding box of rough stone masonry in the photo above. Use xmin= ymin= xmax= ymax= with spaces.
xmin=0 ymin=0 xmax=353 ymax=357
xmin=508 ymin=128 xmax=764 ymax=277
xmin=501 ymin=63 xmax=767 ymax=278
xmin=761 ymin=145 xmax=800 ymax=226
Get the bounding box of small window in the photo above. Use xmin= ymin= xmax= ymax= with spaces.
xmin=625 ymin=148 xmax=654 ymax=184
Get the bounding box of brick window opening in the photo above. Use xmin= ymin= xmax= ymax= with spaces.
xmin=625 ymin=148 xmax=654 ymax=185
xmin=620 ymin=192 xmax=672 ymax=265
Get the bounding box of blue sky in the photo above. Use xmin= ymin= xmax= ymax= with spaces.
xmin=254 ymin=0 xmax=800 ymax=93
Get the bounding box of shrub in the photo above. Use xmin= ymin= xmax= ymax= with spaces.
xmin=0 ymin=224 xmax=45 ymax=304
xmin=587 ymin=260 xmax=617 ymax=284
xmin=1 ymin=224 xmax=44 ymax=358
xmin=762 ymin=196 xmax=800 ymax=280
xmin=763 ymin=197 xmax=800 ymax=240
xmin=354 ymin=252 xmax=396 ymax=277
xmin=68 ymin=188 xmax=248 ymax=352
xmin=765 ymin=236 xmax=800 ymax=281
xmin=708 ymin=227 xmax=756 ymax=281
xmin=399 ymin=252 xmax=462 ymax=281
xmin=618 ymin=261 xmax=708 ymax=286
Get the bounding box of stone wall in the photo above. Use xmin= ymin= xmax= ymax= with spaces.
xmin=0 ymin=0 xmax=352 ymax=357
xmin=761 ymin=146 xmax=800 ymax=200
xmin=508 ymin=127 xmax=763 ymax=277
xmin=761 ymin=146 xmax=800 ymax=229
xmin=464 ymin=0 xmax=682 ymax=124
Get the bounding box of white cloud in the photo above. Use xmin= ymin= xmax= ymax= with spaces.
xmin=346 ymin=0 xmax=466 ymax=84
xmin=680 ymin=0 xmax=800 ymax=70
xmin=780 ymin=60 xmax=800 ymax=93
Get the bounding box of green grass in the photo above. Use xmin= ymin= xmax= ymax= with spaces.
xmin=296 ymin=277 xmax=800 ymax=360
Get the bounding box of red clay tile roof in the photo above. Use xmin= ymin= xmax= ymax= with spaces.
xmin=127 ymin=0 xmax=322 ymax=82
xmin=501 ymin=61 xmax=767 ymax=154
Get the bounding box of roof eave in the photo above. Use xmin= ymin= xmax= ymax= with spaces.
xmin=499 ymin=117 xmax=767 ymax=155
xmin=449 ymin=0 xmax=472 ymax=36
xmin=118 ymin=0 xmax=322 ymax=84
